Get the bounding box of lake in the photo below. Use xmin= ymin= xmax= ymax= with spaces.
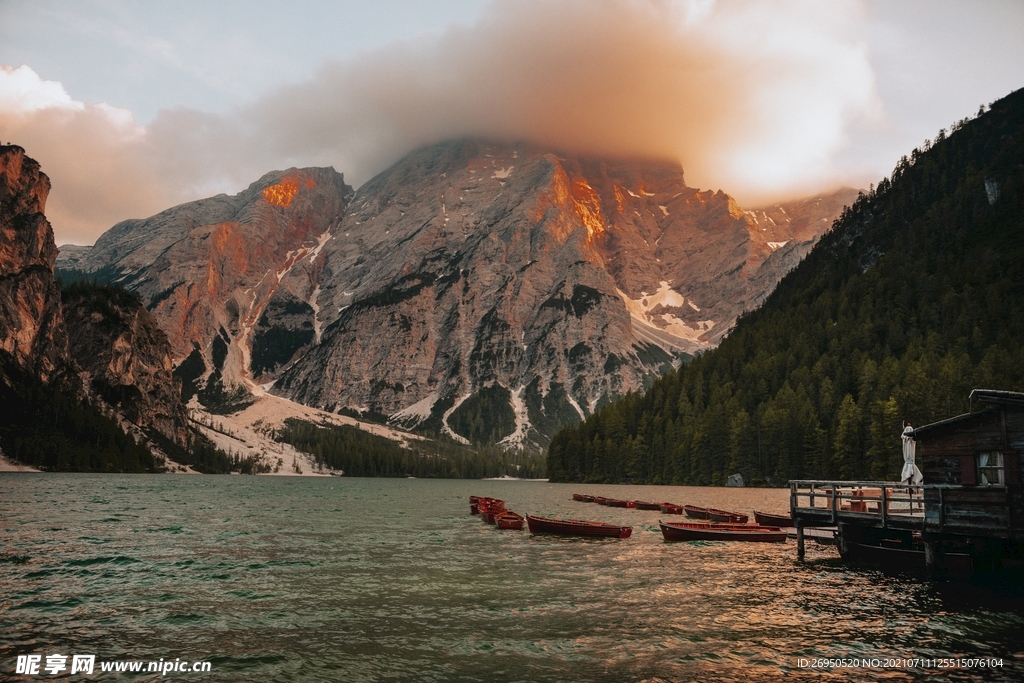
xmin=2 ymin=474 xmax=1022 ymax=681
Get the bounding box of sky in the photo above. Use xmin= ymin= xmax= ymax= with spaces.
xmin=1 ymin=0 xmax=1022 ymax=246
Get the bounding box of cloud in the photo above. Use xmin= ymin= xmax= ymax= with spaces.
xmin=249 ymin=0 xmax=878 ymax=201
xmin=1 ymin=0 xmax=881 ymax=244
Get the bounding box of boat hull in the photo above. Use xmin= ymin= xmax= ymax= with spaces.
xmin=595 ymin=497 xmax=635 ymax=508
xmin=634 ymin=501 xmax=662 ymax=510
xmin=754 ymin=510 xmax=792 ymax=527
xmin=496 ymin=512 xmax=525 ymax=530
xmin=527 ymin=515 xmax=632 ymax=539
xmin=660 ymin=521 xmax=787 ymax=543
xmin=572 ymin=493 xmax=596 ymax=502
xmin=683 ymin=505 xmax=709 ymax=520
xmin=659 ymin=503 xmax=683 ymax=515
xmin=684 ymin=505 xmax=748 ymax=523
xmin=707 ymin=509 xmax=749 ymax=524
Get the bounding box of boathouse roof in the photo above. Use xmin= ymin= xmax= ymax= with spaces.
xmin=913 ymin=389 xmax=1024 ymax=438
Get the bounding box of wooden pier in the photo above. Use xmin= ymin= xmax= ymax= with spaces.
xmin=790 ymin=389 xmax=1024 ymax=575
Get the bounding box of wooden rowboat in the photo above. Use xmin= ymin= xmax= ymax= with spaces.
xmin=601 ymin=498 xmax=636 ymax=508
xmin=495 ymin=511 xmax=525 ymax=530
xmin=659 ymin=521 xmax=787 ymax=543
xmin=684 ymin=504 xmax=748 ymax=523
xmin=572 ymin=493 xmax=596 ymax=502
xmin=526 ymin=515 xmax=632 ymax=539
xmin=753 ymin=510 xmax=792 ymax=527
xmin=707 ymin=508 xmax=749 ymax=524
xmin=683 ymin=504 xmax=710 ymax=519
xmin=633 ymin=501 xmax=662 ymax=510
xmin=478 ymin=498 xmax=506 ymax=523
xmin=659 ymin=503 xmax=683 ymax=515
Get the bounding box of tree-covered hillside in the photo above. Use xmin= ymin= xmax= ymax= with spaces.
xmin=547 ymin=87 xmax=1024 ymax=486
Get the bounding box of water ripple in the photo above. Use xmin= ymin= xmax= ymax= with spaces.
xmin=2 ymin=475 xmax=1023 ymax=681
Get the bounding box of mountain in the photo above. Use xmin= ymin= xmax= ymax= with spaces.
xmin=59 ymin=167 xmax=354 ymax=409
xmin=0 ymin=144 xmax=190 ymax=471
xmin=61 ymin=281 xmax=190 ymax=446
xmin=60 ymin=140 xmax=854 ymax=447
xmin=546 ymin=88 xmax=1024 ymax=485
xmin=0 ymin=144 xmax=67 ymax=380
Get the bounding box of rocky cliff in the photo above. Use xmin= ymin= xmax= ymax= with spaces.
xmin=62 ymin=168 xmax=354 ymax=406
xmin=0 ymin=144 xmax=67 ymax=380
xmin=1 ymin=143 xmax=188 ymax=463
xmin=62 ymin=140 xmax=855 ymax=447
xmin=61 ymin=282 xmax=190 ymax=445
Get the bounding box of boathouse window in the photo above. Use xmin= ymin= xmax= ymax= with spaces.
xmin=976 ymin=452 xmax=1004 ymax=486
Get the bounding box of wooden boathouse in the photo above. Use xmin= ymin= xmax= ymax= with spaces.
xmin=790 ymin=389 xmax=1024 ymax=574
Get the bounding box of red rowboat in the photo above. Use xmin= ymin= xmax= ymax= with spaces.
xmin=572 ymin=493 xmax=596 ymax=502
xmin=707 ymin=508 xmax=749 ymax=524
xmin=659 ymin=503 xmax=683 ymax=515
xmin=526 ymin=515 xmax=632 ymax=539
xmin=633 ymin=501 xmax=662 ymax=510
xmin=683 ymin=504 xmax=748 ymax=523
xmin=469 ymin=495 xmax=482 ymax=514
xmin=598 ymin=498 xmax=636 ymax=508
xmin=753 ymin=510 xmax=792 ymax=527
xmin=683 ymin=504 xmax=709 ymax=519
xmin=478 ymin=498 xmax=506 ymax=523
xmin=495 ymin=511 xmax=525 ymax=530
xmin=659 ymin=521 xmax=787 ymax=543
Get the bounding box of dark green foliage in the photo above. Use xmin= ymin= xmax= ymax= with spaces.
xmin=0 ymin=353 xmax=157 ymax=472
xmin=145 ymin=424 xmax=264 ymax=474
xmin=54 ymin=267 xmax=97 ymax=286
xmin=447 ymin=385 xmax=517 ymax=444
xmin=524 ymin=378 xmax=585 ymax=445
xmin=275 ymin=418 xmax=545 ymax=479
xmin=60 ymin=279 xmax=143 ymax=312
xmin=54 ymin=265 xmax=124 ymax=287
xmin=412 ymin=391 xmax=457 ymax=436
xmin=548 ymin=88 xmax=1024 ymax=486
xmin=251 ymin=325 xmax=314 ymax=375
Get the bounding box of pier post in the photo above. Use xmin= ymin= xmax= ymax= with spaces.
xmin=796 ymin=521 xmax=805 ymax=561
xmin=924 ymin=536 xmax=937 ymax=577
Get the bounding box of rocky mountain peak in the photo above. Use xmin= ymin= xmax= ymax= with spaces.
xmin=60 ymin=138 xmax=855 ymax=447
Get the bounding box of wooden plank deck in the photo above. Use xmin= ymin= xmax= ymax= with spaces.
xmin=790 ymin=480 xmax=925 ymax=531
xmin=791 ymin=479 xmax=1023 ymax=539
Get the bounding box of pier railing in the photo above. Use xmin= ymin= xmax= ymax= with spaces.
xmin=790 ymin=480 xmax=924 ymax=526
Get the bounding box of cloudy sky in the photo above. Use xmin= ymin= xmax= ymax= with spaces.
xmin=1 ymin=0 xmax=1022 ymax=246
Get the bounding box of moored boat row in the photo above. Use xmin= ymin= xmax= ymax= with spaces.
xmin=471 ymin=495 xmax=632 ymax=538
xmin=471 ymin=495 xmax=789 ymax=542
xmin=572 ymin=494 xmax=791 ymax=526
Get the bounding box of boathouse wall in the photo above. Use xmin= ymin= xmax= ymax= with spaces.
xmin=914 ymin=403 xmax=1024 ymax=539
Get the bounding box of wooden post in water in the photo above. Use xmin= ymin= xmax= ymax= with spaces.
xmin=924 ymin=535 xmax=937 ymax=577
xmin=796 ymin=521 xmax=805 ymax=561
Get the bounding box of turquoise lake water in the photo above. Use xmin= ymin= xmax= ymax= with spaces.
xmin=2 ymin=474 xmax=1023 ymax=681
